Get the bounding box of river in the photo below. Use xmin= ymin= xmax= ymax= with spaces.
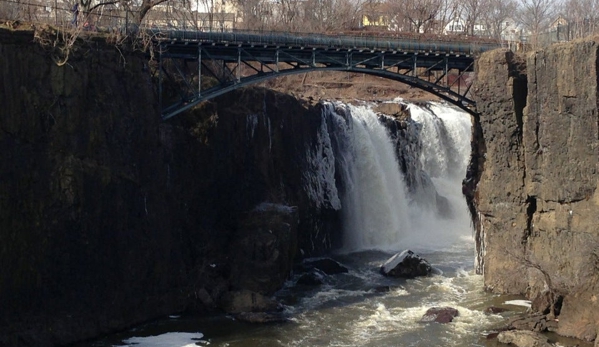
xmin=78 ymin=101 xmax=532 ymax=347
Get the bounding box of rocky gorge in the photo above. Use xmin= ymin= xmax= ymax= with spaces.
xmin=2 ymin=23 xmax=599 ymax=347
xmin=0 ymin=26 xmax=432 ymax=346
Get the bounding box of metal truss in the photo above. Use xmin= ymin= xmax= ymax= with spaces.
xmin=157 ymin=38 xmax=479 ymax=120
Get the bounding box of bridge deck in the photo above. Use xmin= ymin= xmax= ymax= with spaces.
xmin=158 ymin=31 xmax=499 ymax=56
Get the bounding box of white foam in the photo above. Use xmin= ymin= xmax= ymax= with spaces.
xmin=119 ymin=332 xmax=205 ymax=347
xmin=504 ymin=300 xmax=532 ymax=308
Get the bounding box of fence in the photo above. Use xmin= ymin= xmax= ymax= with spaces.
xmin=0 ymin=0 xmax=240 ymax=33
xmin=0 ymin=0 xmax=133 ymax=32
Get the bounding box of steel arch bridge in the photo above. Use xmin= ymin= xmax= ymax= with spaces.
xmin=154 ymin=31 xmax=500 ymax=120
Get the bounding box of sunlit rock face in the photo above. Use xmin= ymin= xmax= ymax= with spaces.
xmin=471 ymin=42 xmax=599 ymax=342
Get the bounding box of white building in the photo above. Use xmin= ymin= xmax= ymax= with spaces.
xmin=444 ymin=19 xmax=465 ymax=34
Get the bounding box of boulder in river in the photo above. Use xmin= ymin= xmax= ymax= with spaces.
xmin=302 ymin=258 xmax=349 ymax=275
xmin=420 ymin=307 xmax=459 ymax=323
xmin=380 ymin=250 xmax=432 ymax=278
xmin=296 ymin=269 xmax=328 ymax=286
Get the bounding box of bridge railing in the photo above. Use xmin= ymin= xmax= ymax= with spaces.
xmin=156 ymin=29 xmax=501 ymax=56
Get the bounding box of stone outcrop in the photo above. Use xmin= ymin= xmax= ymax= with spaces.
xmin=471 ymin=41 xmax=599 ymax=342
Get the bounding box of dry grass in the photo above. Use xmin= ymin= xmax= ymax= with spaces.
xmin=260 ymin=71 xmax=440 ymax=104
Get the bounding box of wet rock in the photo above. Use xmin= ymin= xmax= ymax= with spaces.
xmin=235 ymin=312 xmax=289 ymax=324
xmin=420 ymin=307 xmax=459 ymax=323
xmin=380 ymin=250 xmax=432 ymax=278
xmin=508 ymin=313 xmax=555 ymax=333
xmin=373 ymin=285 xmax=396 ymax=293
xmin=219 ymin=290 xmax=280 ymax=314
xmin=302 ymin=258 xmax=349 ymax=275
xmin=373 ymin=102 xmax=409 ymax=119
xmin=296 ymin=269 xmax=327 ymax=286
xmin=531 ymin=292 xmax=562 ymax=317
xmin=497 ymin=330 xmax=552 ymax=347
xmin=228 ymin=206 xmax=298 ymax=295
xmin=486 ymin=327 xmax=511 ymax=339
xmin=485 ymin=306 xmax=509 ymax=314
xmin=486 ymin=332 xmax=500 ymax=339
xmin=195 ymin=288 xmax=215 ymax=308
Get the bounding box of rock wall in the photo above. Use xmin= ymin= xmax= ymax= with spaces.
xmin=471 ymin=41 xmax=599 ymax=342
xmin=0 ymin=28 xmax=341 ymax=346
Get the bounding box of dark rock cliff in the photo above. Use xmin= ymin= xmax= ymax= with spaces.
xmin=470 ymin=42 xmax=599 ymax=342
xmin=0 ymin=28 xmax=341 ymax=346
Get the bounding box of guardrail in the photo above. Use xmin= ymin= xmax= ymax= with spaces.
xmin=158 ymin=30 xmax=501 ymax=55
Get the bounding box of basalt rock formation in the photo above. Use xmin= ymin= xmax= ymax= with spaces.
xmin=0 ymin=27 xmax=342 ymax=346
xmin=469 ymin=41 xmax=599 ymax=342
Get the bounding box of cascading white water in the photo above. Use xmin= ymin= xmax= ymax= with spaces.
xmin=405 ymin=102 xmax=473 ymax=250
xmin=327 ymin=104 xmax=412 ymax=251
xmin=322 ymin=101 xmax=473 ymax=252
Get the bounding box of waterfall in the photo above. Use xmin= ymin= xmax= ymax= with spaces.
xmin=405 ymin=102 xmax=473 ymax=250
xmin=328 ymin=104 xmax=412 ymax=251
xmin=318 ymin=101 xmax=473 ymax=253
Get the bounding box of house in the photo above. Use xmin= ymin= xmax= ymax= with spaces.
xmin=550 ymin=15 xmax=569 ymax=30
xmin=360 ymin=2 xmax=389 ymax=29
xmin=444 ymin=19 xmax=465 ymax=34
xmin=145 ymin=1 xmax=239 ymax=31
xmin=444 ymin=19 xmax=488 ymax=35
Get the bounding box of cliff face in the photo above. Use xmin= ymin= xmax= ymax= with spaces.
xmin=0 ymin=28 xmax=341 ymax=346
xmin=472 ymin=42 xmax=599 ymax=342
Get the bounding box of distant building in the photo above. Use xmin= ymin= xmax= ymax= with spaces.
xmin=145 ymin=1 xmax=239 ymax=31
xmin=444 ymin=19 xmax=465 ymax=34
xmin=550 ymin=15 xmax=569 ymax=30
xmin=500 ymin=18 xmax=525 ymax=41
xmin=360 ymin=2 xmax=389 ymax=29
xmin=444 ymin=19 xmax=487 ymax=35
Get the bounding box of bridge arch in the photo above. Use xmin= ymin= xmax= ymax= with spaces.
xmin=156 ymin=31 xmax=495 ymax=120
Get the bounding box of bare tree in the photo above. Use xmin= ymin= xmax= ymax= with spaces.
xmin=436 ymin=0 xmax=459 ymax=34
xmin=460 ymin=0 xmax=486 ymax=35
xmin=335 ymin=0 xmax=364 ymax=29
xmin=234 ymin=0 xmax=270 ymax=30
xmin=302 ymin=0 xmax=361 ymax=32
xmin=481 ymin=0 xmax=517 ymax=40
xmin=276 ymin=0 xmax=303 ymax=31
xmin=77 ymin=0 xmax=170 ymax=27
xmin=561 ymin=0 xmax=599 ymax=38
xmin=387 ymin=0 xmax=443 ymax=33
xmin=516 ymin=0 xmax=557 ymax=47
xmin=0 ymin=0 xmax=25 ymax=21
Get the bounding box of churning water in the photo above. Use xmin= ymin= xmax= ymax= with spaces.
xmin=85 ymin=101 xmax=528 ymax=347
